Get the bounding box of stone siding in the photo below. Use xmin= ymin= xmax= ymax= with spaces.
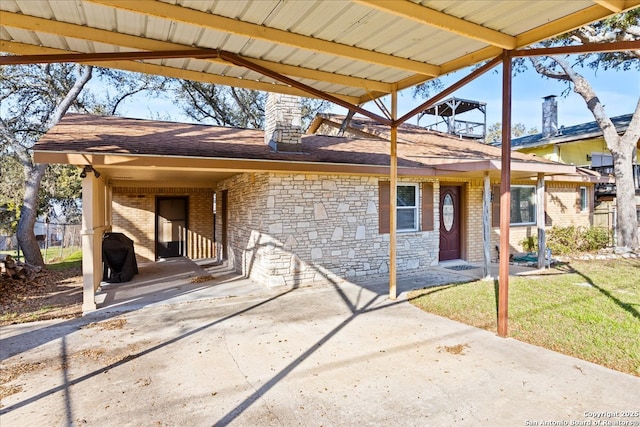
xmin=217 ymin=172 xmax=439 ymax=287
xmin=264 ymin=93 xmax=302 ymax=152
xmin=112 ymin=186 xmax=215 ymax=262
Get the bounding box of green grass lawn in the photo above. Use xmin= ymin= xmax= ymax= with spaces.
xmin=408 ymin=258 xmax=640 ymax=376
xmin=1 ymin=246 xmax=81 ymax=265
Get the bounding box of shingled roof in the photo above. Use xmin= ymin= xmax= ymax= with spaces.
xmin=308 ymin=113 xmax=556 ymax=165
xmin=34 ymin=113 xmax=586 ymax=181
xmin=503 ymin=114 xmax=633 ymax=149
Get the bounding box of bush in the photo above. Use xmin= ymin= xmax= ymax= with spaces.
xmin=520 ymin=236 xmax=538 ymax=252
xmin=547 ymin=226 xmax=579 ymax=255
xmin=546 ymin=226 xmax=610 ymax=255
xmin=579 ymin=227 xmax=610 ymax=252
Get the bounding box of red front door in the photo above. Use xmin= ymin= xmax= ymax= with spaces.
xmin=439 ymin=186 xmax=461 ymax=261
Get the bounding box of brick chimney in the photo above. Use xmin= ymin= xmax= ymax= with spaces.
xmin=542 ymin=95 xmax=558 ymax=138
xmin=264 ymin=93 xmax=302 ymax=152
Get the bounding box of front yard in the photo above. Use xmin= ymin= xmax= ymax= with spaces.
xmin=409 ymin=258 xmax=640 ymax=376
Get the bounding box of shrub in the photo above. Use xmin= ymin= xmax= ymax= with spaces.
xmin=578 ymin=227 xmax=610 ymax=252
xmin=547 ymin=226 xmax=579 ymax=255
xmin=520 ymin=236 xmax=538 ymax=252
xmin=546 ymin=226 xmax=610 ymax=255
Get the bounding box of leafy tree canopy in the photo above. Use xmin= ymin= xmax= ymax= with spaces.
xmin=175 ymin=80 xmax=329 ymax=130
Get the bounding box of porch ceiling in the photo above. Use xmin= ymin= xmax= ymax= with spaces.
xmin=2 ymin=0 xmax=638 ymax=110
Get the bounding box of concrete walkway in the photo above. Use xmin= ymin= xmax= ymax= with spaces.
xmin=1 ymin=258 xmax=638 ymax=426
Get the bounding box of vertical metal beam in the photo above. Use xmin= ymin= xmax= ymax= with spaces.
xmin=483 ymin=172 xmax=492 ymax=279
xmin=389 ymin=89 xmax=398 ymax=300
xmin=498 ymin=51 xmax=512 ymax=338
xmin=536 ymin=173 xmax=546 ymax=269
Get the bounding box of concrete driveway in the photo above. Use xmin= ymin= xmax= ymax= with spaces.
xmin=1 ymin=258 xmax=639 ymax=426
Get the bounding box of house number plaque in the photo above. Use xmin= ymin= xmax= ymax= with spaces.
xmin=443 ymin=194 xmax=454 ymax=231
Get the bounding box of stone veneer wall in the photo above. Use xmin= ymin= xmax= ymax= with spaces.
xmin=264 ymin=93 xmax=302 ymax=152
xmin=216 ymin=172 xmax=439 ymax=287
xmin=112 ymin=186 xmax=215 ymax=262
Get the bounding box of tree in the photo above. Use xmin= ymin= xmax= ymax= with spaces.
xmin=1 ymin=64 xmax=171 ymax=266
xmin=485 ymin=122 xmax=539 ymax=144
xmin=529 ymin=10 xmax=640 ymax=250
xmin=1 ymin=64 xmax=94 ymax=266
xmin=175 ymin=81 xmax=329 ymax=130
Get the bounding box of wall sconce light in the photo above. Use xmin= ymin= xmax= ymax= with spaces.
xmin=80 ymin=165 xmax=101 ymax=178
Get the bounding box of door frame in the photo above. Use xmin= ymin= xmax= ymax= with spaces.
xmin=155 ymin=196 xmax=189 ymax=259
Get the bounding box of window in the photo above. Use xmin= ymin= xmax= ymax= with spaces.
xmin=579 ymin=187 xmax=588 ymax=212
xmin=510 ymin=185 xmax=536 ymax=225
xmin=378 ymin=182 xmax=433 ymax=234
xmin=397 ymin=184 xmax=419 ymax=231
xmin=492 ymin=185 xmax=536 ymax=226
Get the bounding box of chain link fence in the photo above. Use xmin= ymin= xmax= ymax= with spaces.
xmin=0 ymin=220 xmax=82 ymax=264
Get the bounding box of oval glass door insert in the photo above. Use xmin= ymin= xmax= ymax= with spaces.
xmin=443 ymin=193 xmax=454 ymax=231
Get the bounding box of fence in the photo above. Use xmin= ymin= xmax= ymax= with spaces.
xmin=0 ymin=220 xmax=82 ymax=264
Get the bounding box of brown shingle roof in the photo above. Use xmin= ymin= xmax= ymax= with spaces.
xmin=35 ymin=113 xmax=554 ymax=170
xmin=35 ymin=114 xmax=429 ymax=168
xmin=310 ymin=113 xmax=554 ymax=165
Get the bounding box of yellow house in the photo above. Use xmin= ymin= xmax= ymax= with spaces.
xmin=509 ymin=96 xmax=639 ymax=229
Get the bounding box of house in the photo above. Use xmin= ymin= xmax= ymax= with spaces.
xmin=34 ymin=94 xmax=610 ymax=312
xmin=508 ymin=95 xmax=640 ymax=227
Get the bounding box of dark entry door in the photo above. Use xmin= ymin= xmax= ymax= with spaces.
xmin=156 ymin=197 xmax=188 ymax=258
xmin=439 ymin=186 xmax=461 ymax=261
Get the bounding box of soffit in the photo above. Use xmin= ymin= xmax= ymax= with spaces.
xmin=2 ymin=0 xmax=638 ymax=105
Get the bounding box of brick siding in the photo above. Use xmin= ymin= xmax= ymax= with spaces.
xmin=112 ymin=186 xmax=214 ymax=262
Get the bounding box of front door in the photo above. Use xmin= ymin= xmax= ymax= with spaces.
xmin=156 ymin=197 xmax=188 ymax=258
xmin=439 ymin=186 xmax=461 ymax=261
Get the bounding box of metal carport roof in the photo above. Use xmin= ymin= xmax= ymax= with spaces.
xmin=2 ymin=0 xmax=638 ymax=112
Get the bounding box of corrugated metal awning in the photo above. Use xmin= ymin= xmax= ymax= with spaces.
xmin=2 ymin=0 xmax=638 ymax=106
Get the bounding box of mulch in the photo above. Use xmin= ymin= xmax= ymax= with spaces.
xmin=0 ymin=266 xmax=83 ymax=326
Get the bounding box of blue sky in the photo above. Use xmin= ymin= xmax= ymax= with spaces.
xmin=116 ymin=60 xmax=639 ymax=132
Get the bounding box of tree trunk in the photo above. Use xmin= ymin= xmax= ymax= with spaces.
xmin=12 ymin=65 xmax=94 ymax=266
xmin=612 ymin=146 xmax=639 ymax=250
xmin=16 ymin=163 xmax=48 ymax=267
xmin=549 ymin=56 xmax=639 ymax=250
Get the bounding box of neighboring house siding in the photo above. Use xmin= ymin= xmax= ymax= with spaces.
xmin=112 ymin=186 xmax=215 ymax=262
xmin=217 ymin=172 xmax=439 ymax=287
xmin=519 ymin=138 xmax=612 ymax=168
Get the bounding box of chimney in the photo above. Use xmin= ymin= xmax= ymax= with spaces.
xmin=264 ymin=92 xmax=302 ymax=152
xmin=542 ymin=95 xmax=558 ymax=138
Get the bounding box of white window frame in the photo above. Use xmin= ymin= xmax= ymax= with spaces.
xmin=580 ymin=186 xmax=588 ymax=212
xmin=510 ymin=185 xmax=536 ymax=226
xmin=397 ymin=183 xmax=419 ymax=232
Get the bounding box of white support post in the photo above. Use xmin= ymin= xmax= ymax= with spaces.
xmin=81 ymin=174 xmax=107 ymax=313
xmin=483 ymin=172 xmax=492 ymax=279
xmin=81 ymin=176 xmax=97 ymax=313
xmin=536 ymin=173 xmax=546 ymax=269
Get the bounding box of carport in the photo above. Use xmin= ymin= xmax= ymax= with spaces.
xmin=2 ymin=0 xmax=639 ymax=335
